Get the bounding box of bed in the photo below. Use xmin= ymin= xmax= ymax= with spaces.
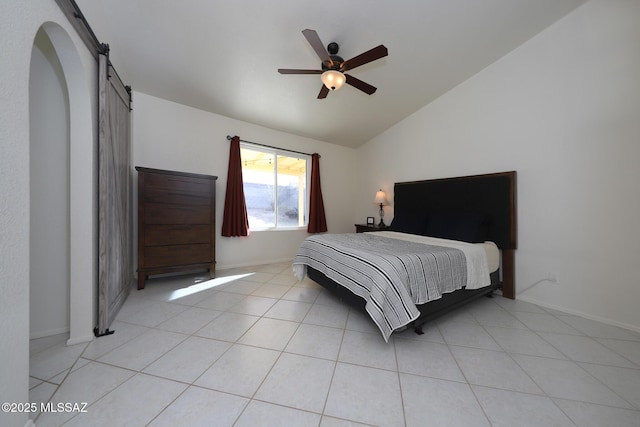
xmin=293 ymin=171 xmax=517 ymax=341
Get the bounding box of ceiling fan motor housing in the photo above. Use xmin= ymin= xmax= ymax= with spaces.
xmin=322 ymin=42 xmax=344 ymax=71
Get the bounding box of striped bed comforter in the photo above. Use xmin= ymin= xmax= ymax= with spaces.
xmin=293 ymin=231 xmax=491 ymax=341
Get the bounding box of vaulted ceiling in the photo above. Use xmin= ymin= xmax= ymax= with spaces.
xmin=76 ymin=0 xmax=587 ymax=148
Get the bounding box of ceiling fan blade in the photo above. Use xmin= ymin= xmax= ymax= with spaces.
xmin=278 ymin=69 xmax=323 ymax=74
xmin=317 ymin=85 xmax=330 ymax=99
xmin=342 ymin=45 xmax=388 ymax=71
xmin=302 ymin=29 xmax=331 ymax=64
xmin=345 ymin=74 xmax=377 ymax=95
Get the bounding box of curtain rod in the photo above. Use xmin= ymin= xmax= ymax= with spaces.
xmin=226 ymin=135 xmax=318 ymax=158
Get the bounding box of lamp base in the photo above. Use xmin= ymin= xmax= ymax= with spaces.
xmin=378 ymin=204 xmax=385 ymax=227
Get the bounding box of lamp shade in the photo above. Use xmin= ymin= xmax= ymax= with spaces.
xmin=321 ymin=70 xmax=346 ymax=91
xmin=373 ymin=189 xmax=388 ymax=205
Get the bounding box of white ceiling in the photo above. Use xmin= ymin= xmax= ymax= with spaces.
xmin=77 ymin=0 xmax=587 ymax=148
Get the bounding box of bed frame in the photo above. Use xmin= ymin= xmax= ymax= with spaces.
xmin=308 ymin=171 xmax=517 ymax=334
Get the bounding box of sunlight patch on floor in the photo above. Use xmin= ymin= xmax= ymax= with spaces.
xmin=168 ymin=272 xmax=255 ymax=301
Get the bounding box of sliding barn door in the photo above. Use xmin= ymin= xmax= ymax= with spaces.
xmin=97 ymin=51 xmax=132 ymax=335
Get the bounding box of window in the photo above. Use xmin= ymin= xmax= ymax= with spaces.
xmin=240 ymin=144 xmax=310 ymax=229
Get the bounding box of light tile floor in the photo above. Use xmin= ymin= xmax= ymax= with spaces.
xmin=29 ymin=262 xmax=640 ymax=426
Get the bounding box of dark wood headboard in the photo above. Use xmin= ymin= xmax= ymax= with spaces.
xmin=393 ymin=171 xmax=517 ymax=298
xmin=394 ymin=171 xmax=517 ymax=249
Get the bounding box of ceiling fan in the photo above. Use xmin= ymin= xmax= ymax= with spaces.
xmin=278 ymin=29 xmax=388 ymax=99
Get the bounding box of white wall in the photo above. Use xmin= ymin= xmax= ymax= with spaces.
xmin=132 ymin=92 xmax=357 ymax=270
xmin=30 ymin=29 xmax=71 ymax=339
xmin=1 ymin=2 xmax=98 ymax=426
xmin=356 ymin=0 xmax=640 ymax=331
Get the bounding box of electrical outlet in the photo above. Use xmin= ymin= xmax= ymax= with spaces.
xmin=547 ymin=272 xmax=559 ymax=283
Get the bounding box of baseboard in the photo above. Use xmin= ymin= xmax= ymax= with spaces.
xmin=517 ymin=295 xmax=640 ymax=334
xmin=216 ymin=257 xmax=293 ymax=271
xmin=29 ymin=327 xmax=69 ymax=340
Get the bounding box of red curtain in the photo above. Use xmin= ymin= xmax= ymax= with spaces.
xmin=307 ymin=153 xmax=327 ymax=233
xmin=221 ymin=136 xmax=250 ymax=237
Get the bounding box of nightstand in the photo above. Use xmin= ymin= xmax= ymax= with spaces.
xmin=355 ymin=224 xmax=389 ymax=233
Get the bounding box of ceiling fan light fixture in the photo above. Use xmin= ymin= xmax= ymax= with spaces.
xmin=321 ymin=70 xmax=346 ymax=91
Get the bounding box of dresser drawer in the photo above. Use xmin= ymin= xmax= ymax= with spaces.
xmin=144 ymin=203 xmax=211 ymax=225
xmin=142 ymin=188 xmax=212 ymax=206
xmin=143 ymin=244 xmax=212 ymax=268
xmin=144 ymin=172 xmax=212 ymax=196
xmin=144 ymin=224 xmax=211 ymax=246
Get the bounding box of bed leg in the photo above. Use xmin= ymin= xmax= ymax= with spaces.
xmin=485 ymin=292 xmax=494 ymax=298
xmin=414 ymin=325 xmax=424 ymax=335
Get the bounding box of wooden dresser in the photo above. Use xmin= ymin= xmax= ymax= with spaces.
xmin=136 ymin=167 xmax=217 ymax=289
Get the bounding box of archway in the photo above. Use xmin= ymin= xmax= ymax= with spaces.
xmin=29 ymin=28 xmax=70 ymax=340
xmin=29 ymin=22 xmax=95 ymax=346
